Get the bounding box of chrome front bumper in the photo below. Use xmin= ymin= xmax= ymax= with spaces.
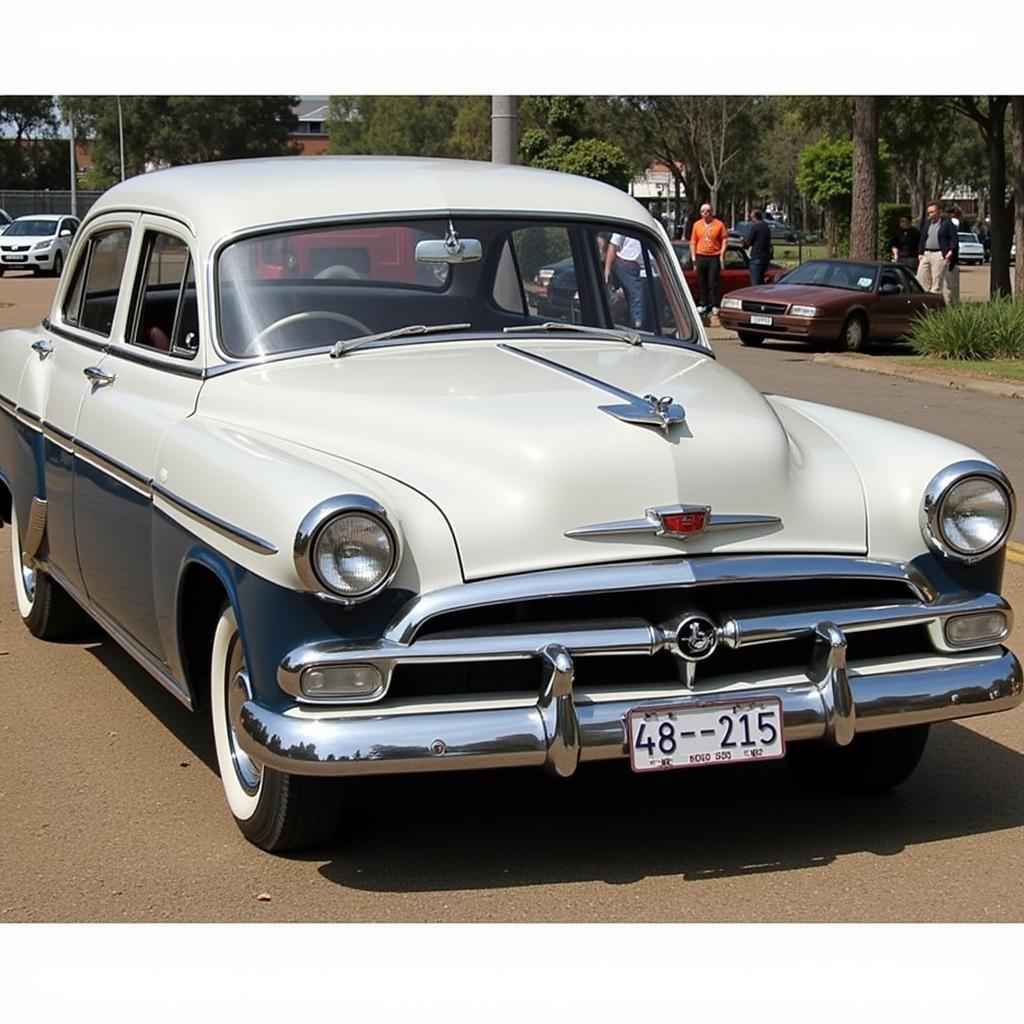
xmin=231 ymin=626 xmax=1023 ymax=779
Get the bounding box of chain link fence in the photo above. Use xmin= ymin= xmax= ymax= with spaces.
xmin=0 ymin=190 xmax=107 ymax=220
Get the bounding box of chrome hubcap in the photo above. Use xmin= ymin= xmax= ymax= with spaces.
xmin=226 ymin=659 xmax=262 ymax=795
xmin=20 ymin=559 xmax=36 ymax=603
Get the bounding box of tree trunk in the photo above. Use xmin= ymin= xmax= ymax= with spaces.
xmin=825 ymin=207 xmax=837 ymax=256
xmin=850 ymin=97 xmax=879 ymax=260
xmin=1012 ymin=97 xmax=1024 ymax=299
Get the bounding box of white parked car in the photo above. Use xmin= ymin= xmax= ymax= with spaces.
xmin=957 ymin=232 xmax=985 ymax=265
xmin=0 ymin=208 xmax=12 ymax=232
xmin=0 ymin=158 xmax=1020 ymax=852
xmin=0 ymin=213 xmax=79 ymax=276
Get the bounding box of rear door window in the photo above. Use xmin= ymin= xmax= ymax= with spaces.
xmin=63 ymin=227 xmax=132 ymax=336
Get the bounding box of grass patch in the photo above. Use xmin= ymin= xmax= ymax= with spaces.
xmin=773 ymin=243 xmax=829 ymax=268
xmin=888 ymin=355 xmax=1024 ymax=383
xmin=906 ymin=295 xmax=1024 ymax=360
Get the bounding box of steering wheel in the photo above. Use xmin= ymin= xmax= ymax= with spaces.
xmin=251 ymin=310 xmax=372 ymax=349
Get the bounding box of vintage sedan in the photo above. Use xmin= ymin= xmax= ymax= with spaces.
xmin=0 ymin=158 xmax=1019 ymax=853
xmin=718 ymin=257 xmax=945 ymax=351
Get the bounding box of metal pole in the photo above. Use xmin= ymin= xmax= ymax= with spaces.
xmin=116 ymin=95 xmax=126 ymax=181
xmin=69 ymin=111 xmax=78 ymax=217
xmin=491 ymin=96 xmax=517 ymax=165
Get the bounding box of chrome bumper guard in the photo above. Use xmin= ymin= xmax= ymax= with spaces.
xmin=231 ymin=623 xmax=1023 ymax=779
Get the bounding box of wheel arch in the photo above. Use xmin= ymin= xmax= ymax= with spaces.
xmin=175 ymin=552 xmax=240 ymax=712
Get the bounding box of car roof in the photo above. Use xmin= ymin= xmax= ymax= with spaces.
xmin=85 ymin=156 xmax=658 ymax=255
xmin=14 ymin=213 xmax=64 ymax=222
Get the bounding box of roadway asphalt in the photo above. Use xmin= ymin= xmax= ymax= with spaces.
xmin=1 ymin=267 xmax=1022 ymax=926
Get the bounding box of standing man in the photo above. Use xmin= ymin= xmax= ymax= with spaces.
xmin=604 ymin=232 xmax=649 ymax=329
xmin=690 ymin=203 xmax=729 ymax=317
xmin=917 ymin=202 xmax=958 ymax=304
xmin=743 ymin=208 xmax=773 ymax=285
xmin=889 ymin=215 xmax=920 ymax=269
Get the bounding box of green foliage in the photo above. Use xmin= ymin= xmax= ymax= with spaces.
xmin=0 ymin=96 xmax=63 ymax=188
xmin=797 ymin=137 xmax=856 ymax=209
xmin=908 ymin=296 xmax=1024 ymax=359
xmin=61 ymin=96 xmax=298 ymax=188
xmin=878 ymin=203 xmax=912 ymax=260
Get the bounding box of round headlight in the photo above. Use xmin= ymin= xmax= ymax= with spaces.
xmin=294 ymin=496 xmax=400 ymax=601
xmin=313 ymin=512 xmax=395 ymax=596
xmin=922 ymin=463 xmax=1015 ymax=563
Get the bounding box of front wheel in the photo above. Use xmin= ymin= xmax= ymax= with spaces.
xmin=786 ymin=724 xmax=930 ymax=793
xmin=9 ymin=500 xmax=88 ymax=639
xmin=839 ymin=313 xmax=869 ymax=353
xmin=737 ymin=330 xmax=765 ymax=346
xmin=210 ymin=604 xmax=344 ymax=852
xmin=52 ymin=251 xmax=64 ymax=277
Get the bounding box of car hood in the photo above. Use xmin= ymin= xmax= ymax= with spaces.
xmin=729 ymin=283 xmax=866 ymax=307
xmin=200 ymin=338 xmax=868 ymax=579
xmin=0 ymin=234 xmax=55 ymax=245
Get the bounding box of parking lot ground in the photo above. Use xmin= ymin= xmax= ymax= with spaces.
xmin=2 ymin=266 xmax=1023 ymax=924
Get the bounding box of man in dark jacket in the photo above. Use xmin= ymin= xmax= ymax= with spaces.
xmin=917 ymin=202 xmax=958 ymax=304
xmin=889 ymin=216 xmax=920 ymax=269
xmin=743 ymin=208 xmax=773 ymax=285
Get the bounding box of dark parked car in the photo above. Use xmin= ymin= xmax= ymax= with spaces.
xmin=717 ymin=258 xmax=944 ymax=351
xmin=734 ymin=218 xmax=801 ymax=243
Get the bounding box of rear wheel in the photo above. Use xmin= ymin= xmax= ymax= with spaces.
xmin=9 ymin=500 xmax=88 ymax=639
xmin=210 ymin=604 xmax=344 ymax=852
xmin=787 ymin=724 xmax=930 ymax=793
xmin=738 ymin=330 xmax=765 ymax=346
xmin=839 ymin=313 xmax=869 ymax=352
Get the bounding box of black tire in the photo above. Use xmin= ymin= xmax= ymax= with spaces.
xmin=210 ymin=604 xmax=344 ymax=852
xmin=52 ymin=251 xmax=64 ymax=277
xmin=839 ymin=313 xmax=869 ymax=353
xmin=787 ymin=724 xmax=930 ymax=794
xmin=738 ymin=330 xmax=765 ymax=346
xmin=9 ymin=500 xmax=88 ymax=640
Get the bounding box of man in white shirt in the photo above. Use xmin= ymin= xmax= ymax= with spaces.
xmin=603 ymin=232 xmax=649 ymax=329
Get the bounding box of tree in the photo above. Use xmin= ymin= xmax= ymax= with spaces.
xmin=850 ymin=97 xmax=879 ymax=259
xmin=951 ymin=96 xmax=1013 ymax=297
xmin=0 ymin=96 xmax=62 ymax=188
xmin=797 ymin=138 xmax=856 ymax=255
xmin=59 ymin=96 xmax=298 ymax=189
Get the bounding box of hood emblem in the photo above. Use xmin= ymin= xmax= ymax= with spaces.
xmin=565 ymin=505 xmax=782 ymax=541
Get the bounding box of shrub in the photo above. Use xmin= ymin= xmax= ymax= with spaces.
xmin=908 ymin=296 xmax=1024 ymax=360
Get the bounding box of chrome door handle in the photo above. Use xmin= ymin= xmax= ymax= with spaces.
xmin=83 ymin=366 xmax=116 ymax=388
xmin=31 ymin=338 xmax=54 ymax=359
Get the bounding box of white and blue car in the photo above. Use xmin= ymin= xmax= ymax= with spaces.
xmin=0 ymin=158 xmax=1019 ymax=852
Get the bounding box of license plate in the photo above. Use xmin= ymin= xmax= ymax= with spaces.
xmin=750 ymin=314 xmax=772 ymax=326
xmin=628 ymin=697 xmax=785 ymax=773
xmin=4 ymin=255 xmax=27 ymax=262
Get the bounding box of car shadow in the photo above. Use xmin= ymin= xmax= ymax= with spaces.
xmin=298 ymin=720 xmax=1024 ymax=892
xmin=83 ymin=633 xmax=217 ymax=773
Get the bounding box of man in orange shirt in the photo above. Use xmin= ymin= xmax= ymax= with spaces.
xmin=689 ymin=203 xmax=729 ymax=318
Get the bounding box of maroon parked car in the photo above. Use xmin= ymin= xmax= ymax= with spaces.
xmin=672 ymin=240 xmax=786 ymax=299
xmin=717 ymin=258 xmax=944 ymax=351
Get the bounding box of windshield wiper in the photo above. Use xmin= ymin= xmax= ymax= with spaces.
xmin=503 ymin=322 xmax=643 ymax=346
xmin=331 ymin=322 xmax=473 ymax=358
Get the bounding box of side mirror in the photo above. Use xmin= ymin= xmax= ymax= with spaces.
xmin=879 ymin=283 xmax=900 ymax=296
xmin=60 ymin=229 xmax=72 ymax=237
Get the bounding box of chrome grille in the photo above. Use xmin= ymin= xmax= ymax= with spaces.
xmin=740 ymin=299 xmax=789 ymax=314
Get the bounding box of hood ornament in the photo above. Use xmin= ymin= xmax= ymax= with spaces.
xmin=565 ymin=504 xmax=782 ymax=541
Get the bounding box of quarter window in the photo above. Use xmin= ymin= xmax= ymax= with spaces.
xmin=128 ymin=231 xmax=199 ymax=358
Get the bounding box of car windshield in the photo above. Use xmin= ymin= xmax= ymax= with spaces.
xmin=778 ymin=260 xmax=878 ymax=292
xmin=216 ymin=216 xmax=699 ymax=358
xmin=958 ymin=233 xmax=979 ymax=243
xmin=6 ymin=219 xmax=57 ymax=237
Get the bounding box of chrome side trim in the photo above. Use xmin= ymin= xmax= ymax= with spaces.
xmin=74 ymin=437 xmax=150 ymax=496
xmin=386 ymin=555 xmax=937 ymax=647
xmin=235 ymin=648 xmax=1023 ymax=778
xmin=152 ymin=482 xmax=278 ymax=555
